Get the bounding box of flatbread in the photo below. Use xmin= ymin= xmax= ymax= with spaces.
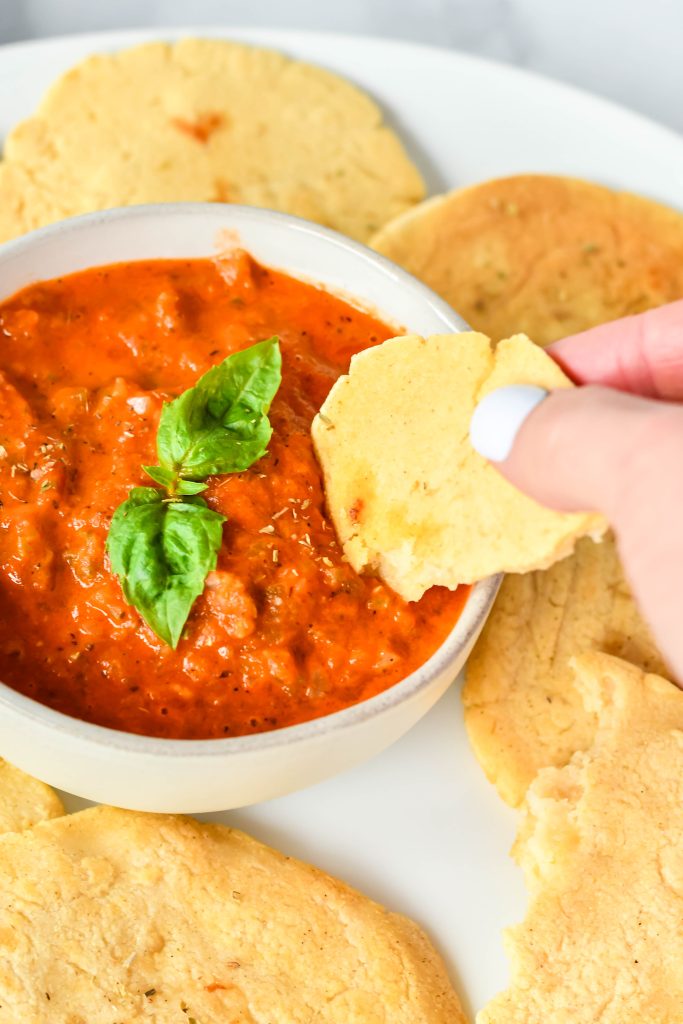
xmin=0 ymin=758 xmax=63 ymax=833
xmin=0 ymin=38 xmax=424 ymax=244
xmin=371 ymin=175 xmax=683 ymax=345
xmin=312 ymin=330 xmax=605 ymax=601
xmin=463 ymin=533 xmax=668 ymax=806
xmin=0 ymin=805 xmax=465 ymax=1023
xmin=479 ymin=652 xmax=683 ymax=1024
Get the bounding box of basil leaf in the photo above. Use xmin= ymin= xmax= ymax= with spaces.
xmin=143 ymin=465 xmax=207 ymax=495
xmin=156 ymin=336 xmax=281 ymax=479
xmin=143 ymin=465 xmax=175 ymax=488
xmin=175 ymin=479 xmax=209 ymax=496
xmin=106 ymin=486 xmax=226 ymax=648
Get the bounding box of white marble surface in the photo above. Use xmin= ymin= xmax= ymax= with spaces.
xmin=0 ymin=0 xmax=681 ymax=134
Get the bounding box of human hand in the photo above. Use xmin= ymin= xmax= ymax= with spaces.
xmin=470 ymin=301 xmax=683 ymax=682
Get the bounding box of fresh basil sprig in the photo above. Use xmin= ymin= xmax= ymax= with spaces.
xmin=106 ymin=337 xmax=282 ymax=648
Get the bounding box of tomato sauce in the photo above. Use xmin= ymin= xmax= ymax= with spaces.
xmin=0 ymin=253 xmax=467 ymax=739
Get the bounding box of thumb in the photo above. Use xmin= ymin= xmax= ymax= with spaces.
xmin=470 ymin=383 xmax=683 ymax=682
xmin=470 ymin=384 xmax=665 ymax=519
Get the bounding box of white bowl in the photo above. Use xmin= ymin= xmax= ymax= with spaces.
xmin=0 ymin=204 xmax=499 ymax=812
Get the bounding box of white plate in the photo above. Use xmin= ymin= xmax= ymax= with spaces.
xmin=0 ymin=27 xmax=682 ymax=1016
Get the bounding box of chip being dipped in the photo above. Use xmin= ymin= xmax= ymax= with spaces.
xmin=312 ymin=332 xmax=606 ymax=600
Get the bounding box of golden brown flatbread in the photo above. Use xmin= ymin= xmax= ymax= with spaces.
xmin=479 ymin=652 xmax=683 ymax=1024
xmin=463 ymin=534 xmax=667 ymax=806
xmin=0 ymin=758 xmax=63 ymax=833
xmin=313 ymin=330 xmax=605 ymax=600
xmin=0 ymin=38 xmax=424 ymax=244
xmin=0 ymin=805 xmax=464 ymax=1023
xmin=371 ymin=175 xmax=683 ymax=344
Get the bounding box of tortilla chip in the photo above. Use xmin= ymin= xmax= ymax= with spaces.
xmin=0 ymin=758 xmax=63 ymax=833
xmin=463 ymin=533 xmax=667 ymax=806
xmin=371 ymin=175 xmax=683 ymax=345
xmin=0 ymin=37 xmax=424 ymax=245
xmin=313 ymin=331 xmax=605 ymax=601
xmin=480 ymin=652 xmax=683 ymax=1024
xmin=0 ymin=805 xmax=464 ymax=1023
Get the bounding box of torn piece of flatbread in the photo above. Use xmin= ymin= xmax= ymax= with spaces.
xmin=463 ymin=533 xmax=668 ymax=807
xmin=0 ymin=805 xmax=465 ymax=1023
xmin=312 ymin=331 xmax=606 ymax=600
xmin=0 ymin=38 xmax=424 ymax=245
xmin=371 ymin=174 xmax=683 ymax=345
xmin=0 ymin=758 xmax=63 ymax=833
xmin=479 ymin=651 xmax=683 ymax=1024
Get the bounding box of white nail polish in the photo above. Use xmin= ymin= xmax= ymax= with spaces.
xmin=470 ymin=385 xmax=549 ymax=462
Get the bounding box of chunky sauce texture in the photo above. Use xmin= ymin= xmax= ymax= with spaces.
xmin=0 ymin=254 xmax=467 ymax=738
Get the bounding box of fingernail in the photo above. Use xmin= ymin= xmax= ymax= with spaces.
xmin=470 ymin=385 xmax=549 ymax=462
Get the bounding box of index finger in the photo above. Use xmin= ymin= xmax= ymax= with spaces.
xmin=548 ymin=300 xmax=683 ymax=400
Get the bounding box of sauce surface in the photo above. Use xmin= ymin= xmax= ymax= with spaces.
xmin=0 ymin=254 xmax=467 ymax=739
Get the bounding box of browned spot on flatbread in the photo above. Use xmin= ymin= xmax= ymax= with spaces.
xmin=348 ymin=499 xmax=364 ymax=524
xmin=212 ymin=178 xmax=231 ymax=203
xmin=171 ymin=111 xmax=225 ymax=143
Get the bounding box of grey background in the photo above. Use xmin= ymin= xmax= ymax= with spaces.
xmin=0 ymin=0 xmax=681 ymax=134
